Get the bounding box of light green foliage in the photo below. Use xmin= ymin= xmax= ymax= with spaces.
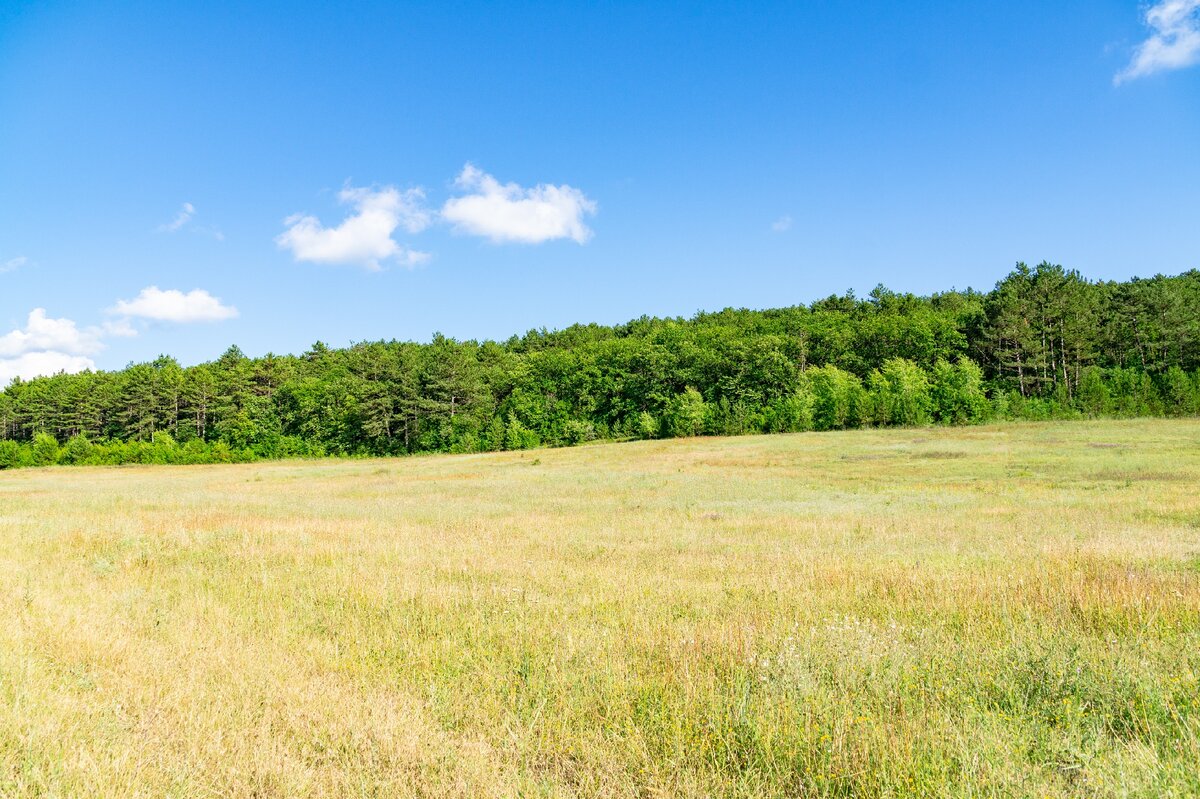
xmin=503 ymin=414 xmax=540 ymax=450
xmin=868 ymin=358 xmax=933 ymax=426
xmin=29 ymin=432 xmax=59 ymax=466
xmin=58 ymin=434 xmax=94 ymax=465
xmin=1162 ymin=366 xmax=1196 ymax=416
xmin=0 ymin=439 xmax=23 ymax=469
xmin=1077 ymin=366 xmax=1112 ymax=417
xmin=761 ymin=384 xmax=815 ymax=433
xmin=561 ymin=419 xmax=597 ymax=445
xmin=809 ymin=365 xmax=865 ymax=430
xmin=663 ymin=387 xmax=707 ymax=437
xmin=930 ymin=357 xmax=990 ymax=424
xmin=635 ymin=411 xmax=659 ymax=440
xmin=1109 ymin=368 xmax=1162 ymax=417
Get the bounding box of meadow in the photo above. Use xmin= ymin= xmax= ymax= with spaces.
xmin=1 ymin=418 xmax=1198 ymax=798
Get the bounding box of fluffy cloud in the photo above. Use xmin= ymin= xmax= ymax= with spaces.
xmin=0 ymin=351 xmax=96 ymax=384
xmin=0 ymin=286 xmax=237 ymax=383
xmin=0 ymin=309 xmax=106 ymax=384
xmin=771 ymin=215 xmax=793 ymax=233
xmin=276 ymin=185 xmax=431 ymax=270
xmin=0 ymin=309 xmax=105 ymax=358
xmin=111 ymin=287 xmax=239 ymax=323
xmin=441 ymin=164 xmax=597 ymax=245
xmin=1 ymin=256 xmax=28 ymax=274
xmin=1116 ymin=0 xmax=1200 ymax=84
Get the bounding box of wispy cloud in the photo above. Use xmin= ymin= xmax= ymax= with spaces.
xmin=160 ymin=202 xmax=196 ymax=232
xmin=159 ymin=202 xmax=225 ymax=240
xmin=771 ymin=215 xmax=793 ymax=233
xmin=441 ymin=164 xmax=597 ymax=245
xmin=1116 ymin=0 xmax=1200 ymax=84
xmin=276 ymin=185 xmax=431 ymax=270
xmin=110 ymin=287 xmax=239 ymax=323
xmin=1 ymin=256 xmax=29 ymax=274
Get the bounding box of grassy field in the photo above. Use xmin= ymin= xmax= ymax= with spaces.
xmin=1 ymin=419 xmax=1198 ymax=798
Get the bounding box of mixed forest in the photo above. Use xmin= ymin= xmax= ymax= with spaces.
xmin=2 ymin=262 xmax=1199 ymax=468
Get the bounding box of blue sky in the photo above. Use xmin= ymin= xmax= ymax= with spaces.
xmin=2 ymin=0 xmax=1198 ymax=380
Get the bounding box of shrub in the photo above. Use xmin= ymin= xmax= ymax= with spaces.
xmin=663 ymin=387 xmax=707 ymax=438
xmin=504 ymin=414 xmax=541 ymax=450
xmin=931 ymin=358 xmax=990 ymax=425
xmin=209 ymin=440 xmax=234 ymax=463
xmin=181 ymin=438 xmax=212 ymax=464
xmin=869 ymin=358 xmax=933 ymax=427
xmin=562 ymin=419 xmax=598 ymax=445
xmin=635 ymin=411 xmax=659 ymax=440
xmin=809 ymin=365 xmax=865 ymax=431
xmin=0 ymin=440 xmax=25 ymax=469
xmin=30 ymin=433 xmax=60 ymax=467
xmin=1109 ymin=368 xmax=1162 ymax=417
xmin=1076 ymin=367 xmax=1111 ymax=417
xmin=707 ymin=398 xmax=761 ymax=436
xmin=59 ymin=434 xmax=95 ymax=465
xmin=762 ymin=388 xmax=814 ymax=433
xmin=1161 ymin=366 xmax=1195 ymax=416
xmin=483 ymin=416 xmax=507 ymax=452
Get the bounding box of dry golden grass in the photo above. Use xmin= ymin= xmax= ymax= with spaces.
xmin=2 ymin=419 xmax=1199 ymax=797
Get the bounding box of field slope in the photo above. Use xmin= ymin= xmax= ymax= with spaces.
xmin=2 ymin=419 xmax=1199 ymax=798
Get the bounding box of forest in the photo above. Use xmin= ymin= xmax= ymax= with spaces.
xmin=2 ymin=262 xmax=1199 ymax=468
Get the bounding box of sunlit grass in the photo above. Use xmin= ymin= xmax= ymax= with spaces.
xmin=2 ymin=418 xmax=1198 ymax=797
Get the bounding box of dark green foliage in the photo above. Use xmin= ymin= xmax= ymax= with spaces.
xmin=1 ymin=265 xmax=1198 ymax=469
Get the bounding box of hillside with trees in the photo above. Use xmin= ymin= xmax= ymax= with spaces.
xmin=2 ymin=262 xmax=1198 ymax=468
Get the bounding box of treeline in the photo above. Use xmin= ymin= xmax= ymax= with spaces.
xmin=2 ymin=262 xmax=1199 ymax=469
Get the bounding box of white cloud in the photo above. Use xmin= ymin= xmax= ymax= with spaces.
xmin=104 ymin=317 xmax=138 ymax=337
xmin=771 ymin=215 xmax=793 ymax=233
xmin=1116 ymin=0 xmax=1200 ymax=84
xmin=1 ymin=256 xmax=28 ymax=274
xmin=160 ymin=202 xmax=196 ymax=232
xmin=0 ymin=352 xmax=96 ymax=384
xmin=276 ymin=185 xmax=432 ymax=270
xmin=0 ymin=309 xmax=107 ymax=384
xmin=441 ymin=164 xmax=597 ymax=245
xmin=0 ymin=309 xmax=105 ymax=358
xmin=159 ymin=202 xmax=225 ymax=240
xmin=0 ymin=287 xmax=234 ymax=384
xmin=110 ymin=287 xmax=239 ymax=323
